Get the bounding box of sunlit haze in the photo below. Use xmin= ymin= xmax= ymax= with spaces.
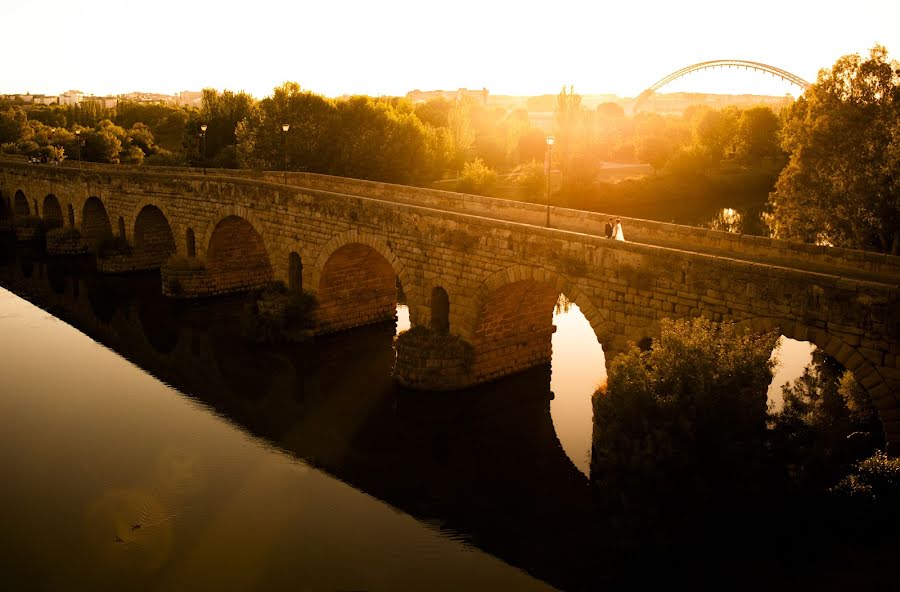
xmin=3 ymin=0 xmax=898 ymax=99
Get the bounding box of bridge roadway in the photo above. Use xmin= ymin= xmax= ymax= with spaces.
xmin=1 ymin=158 xmax=899 ymax=446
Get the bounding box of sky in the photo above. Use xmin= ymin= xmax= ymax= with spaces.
xmin=2 ymin=0 xmax=898 ymax=100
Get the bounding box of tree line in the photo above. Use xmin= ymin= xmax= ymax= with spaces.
xmin=1 ymin=45 xmax=895 ymax=253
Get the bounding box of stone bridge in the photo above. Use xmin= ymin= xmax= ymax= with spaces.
xmin=1 ymin=158 xmax=899 ymax=444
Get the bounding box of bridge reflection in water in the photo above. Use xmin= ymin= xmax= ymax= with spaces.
xmin=0 ymin=239 xmax=608 ymax=591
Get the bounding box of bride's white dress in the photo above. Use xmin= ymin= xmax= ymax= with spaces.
xmin=614 ymin=223 xmax=625 ymax=241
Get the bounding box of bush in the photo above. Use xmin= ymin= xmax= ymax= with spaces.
xmin=164 ymin=254 xmax=206 ymax=272
xmin=15 ymin=215 xmax=44 ymax=229
xmin=97 ymin=235 xmax=132 ymax=257
xmin=46 ymin=227 xmax=81 ymax=240
xmin=515 ymin=160 xmax=547 ymax=200
xmin=592 ymin=318 xmax=778 ymax=499
xmin=241 ymin=281 xmax=319 ymax=344
xmin=456 ymin=158 xmax=497 ymax=196
xmin=144 ymin=149 xmax=188 ymax=167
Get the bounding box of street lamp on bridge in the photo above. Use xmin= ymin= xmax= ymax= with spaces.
xmin=75 ymin=129 xmax=84 ymax=170
xmin=199 ymin=124 xmax=208 ymax=174
xmin=281 ymin=123 xmax=290 ymax=185
xmin=545 ymin=135 xmax=555 ymax=227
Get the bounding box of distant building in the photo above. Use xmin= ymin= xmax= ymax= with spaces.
xmin=406 ymin=87 xmax=488 ymax=105
xmin=16 ymin=94 xmax=33 ymax=104
xmin=58 ymin=90 xmax=85 ymax=106
xmin=32 ymin=95 xmax=58 ymax=106
xmin=176 ymin=90 xmax=203 ymax=107
xmin=638 ymin=92 xmax=793 ymax=115
xmin=81 ymin=95 xmax=119 ymax=109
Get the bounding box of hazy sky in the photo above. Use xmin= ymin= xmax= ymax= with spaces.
xmin=2 ymin=0 xmax=897 ymax=99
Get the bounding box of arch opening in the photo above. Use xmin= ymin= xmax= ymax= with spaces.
xmin=134 ymin=205 xmax=176 ymax=268
xmin=185 ymin=228 xmax=196 ymax=258
xmin=288 ymin=252 xmax=303 ymax=292
xmin=42 ymin=195 xmax=64 ymax=230
xmin=81 ymin=197 xmax=113 ymax=248
xmin=316 ymin=243 xmax=398 ymax=333
xmin=430 ymin=286 xmax=450 ymax=333
xmin=14 ymin=190 xmax=29 ymax=217
xmin=206 ymin=215 xmax=273 ymax=294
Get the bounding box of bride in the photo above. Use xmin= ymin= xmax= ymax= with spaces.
xmin=614 ymin=218 xmax=625 ymax=241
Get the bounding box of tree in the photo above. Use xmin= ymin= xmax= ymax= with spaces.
xmin=734 ymin=106 xmax=781 ymax=165
xmin=769 ymin=45 xmax=900 ymax=253
xmin=592 ymin=318 xmax=778 ymax=496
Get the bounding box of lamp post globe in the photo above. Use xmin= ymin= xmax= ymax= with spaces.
xmin=281 ymin=123 xmax=290 ymax=184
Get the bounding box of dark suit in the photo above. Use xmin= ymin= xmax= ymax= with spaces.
xmin=604 ymin=222 xmax=613 ymax=238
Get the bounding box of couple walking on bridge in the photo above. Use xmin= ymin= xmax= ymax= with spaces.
xmin=604 ymin=218 xmax=625 ymax=241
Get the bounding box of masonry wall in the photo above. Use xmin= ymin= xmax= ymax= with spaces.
xmin=2 ymin=160 xmax=898 ymax=445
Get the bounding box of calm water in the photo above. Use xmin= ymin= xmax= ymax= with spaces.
xmin=0 ymin=239 xmax=811 ymax=590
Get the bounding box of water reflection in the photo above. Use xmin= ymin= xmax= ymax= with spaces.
xmin=0 ymin=242 xmax=586 ymax=591
xmin=0 ymin=236 xmax=819 ymax=590
xmin=550 ymin=301 xmax=605 ymax=475
xmin=701 ymin=205 xmax=771 ymax=237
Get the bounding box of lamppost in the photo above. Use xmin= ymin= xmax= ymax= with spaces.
xmin=545 ymin=135 xmax=555 ymax=227
xmin=75 ymin=129 xmax=83 ymax=170
xmin=281 ymin=123 xmax=290 ymax=185
xmin=199 ymin=124 xmax=208 ymax=174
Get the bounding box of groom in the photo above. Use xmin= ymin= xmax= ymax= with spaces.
xmin=604 ymin=218 xmax=614 ymax=238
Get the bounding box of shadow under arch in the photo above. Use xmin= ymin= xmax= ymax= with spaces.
xmin=81 ymin=196 xmax=113 ymax=248
xmin=311 ymin=230 xmax=415 ymax=334
xmin=13 ymin=190 xmax=29 ymax=217
xmin=133 ymin=204 xmax=176 ymax=268
xmin=43 ymin=195 xmax=64 ymax=230
xmin=204 ymin=213 xmax=274 ymax=295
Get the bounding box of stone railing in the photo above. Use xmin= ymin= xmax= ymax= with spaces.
xmin=5 ymin=158 xmax=900 ymax=283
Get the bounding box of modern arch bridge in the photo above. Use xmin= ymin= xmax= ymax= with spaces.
xmin=632 ymin=59 xmax=812 ymax=112
xmin=1 ymin=159 xmax=899 ymax=445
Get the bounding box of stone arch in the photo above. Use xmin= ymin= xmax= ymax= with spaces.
xmin=312 ymin=230 xmax=412 ymax=334
xmin=81 ymin=196 xmax=113 ymax=248
xmin=466 ymin=264 xmax=607 ymax=385
xmin=199 ymin=205 xmax=271 ymax=262
xmin=133 ymin=205 xmax=176 ymax=269
xmin=430 ymin=286 xmax=450 ymax=333
xmin=42 ymin=194 xmax=64 ymax=230
xmin=13 ymin=190 xmax=29 ymax=217
xmin=206 ymin=215 xmax=273 ymax=294
xmin=288 ymin=251 xmax=303 ymax=291
xmin=129 ymin=197 xmax=177 ymax=247
xmin=732 ymin=315 xmax=896 ymax=442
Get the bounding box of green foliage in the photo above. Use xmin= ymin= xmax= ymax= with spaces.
xmin=592 ymin=318 xmax=778 ymax=498
xmin=769 ymin=45 xmax=900 ymax=253
xmin=164 ymin=254 xmax=206 ymax=272
xmin=770 ymin=353 xmax=882 ymax=489
xmin=830 ymin=451 xmax=900 ymax=506
xmin=15 ymin=215 xmax=44 ymax=229
xmin=46 ymin=227 xmax=81 ymax=240
xmin=393 ymin=325 xmax=474 ymax=371
xmin=241 ymin=281 xmax=318 ymax=344
xmin=515 ymin=160 xmax=547 ymax=200
xmin=456 ymin=158 xmax=497 ymax=195
xmin=97 ymin=236 xmax=132 ymax=257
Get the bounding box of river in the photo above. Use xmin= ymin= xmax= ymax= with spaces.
xmin=0 ymin=238 xmax=812 ymax=590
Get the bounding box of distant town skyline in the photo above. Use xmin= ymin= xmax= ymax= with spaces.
xmin=2 ymin=0 xmax=898 ymax=100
